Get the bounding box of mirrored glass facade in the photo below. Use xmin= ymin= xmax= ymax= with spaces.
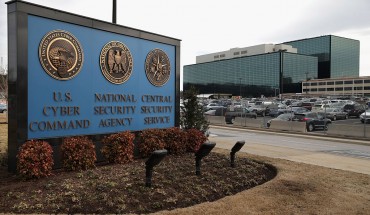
xmin=184 ymin=52 xmax=317 ymax=97
xmin=285 ymin=35 xmax=359 ymax=79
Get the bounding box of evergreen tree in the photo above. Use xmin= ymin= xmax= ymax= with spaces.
xmin=180 ymin=86 xmax=209 ymax=132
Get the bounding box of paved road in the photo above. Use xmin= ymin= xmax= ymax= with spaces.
xmin=208 ymin=125 xmax=370 ymax=175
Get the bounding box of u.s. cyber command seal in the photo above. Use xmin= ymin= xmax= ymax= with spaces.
xmin=39 ymin=30 xmax=84 ymax=80
xmin=145 ymin=49 xmax=171 ymax=87
xmin=100 ymin=41 xmax=133 ymax=84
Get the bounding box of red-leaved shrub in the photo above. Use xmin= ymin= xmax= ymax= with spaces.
xmin=101 ymin=131 xmax=135 ymax=164
xmin=138 ymin=128 xmax=166 ymax=157
xmin=17 ymin=140 xmax=54 ymax=179
xmin=164 ymin=127 xmax=188 ymax=155
xmin=61 ymin=136 xmax=96 ymax=171
xmin=186 ymin=128 xmax=208 ymax=153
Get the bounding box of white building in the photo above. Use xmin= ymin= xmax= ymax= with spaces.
xmin=196 ymin=44 xmax=297 ymax=64
xmin=302 ymin=76 xmax=370 ymax=97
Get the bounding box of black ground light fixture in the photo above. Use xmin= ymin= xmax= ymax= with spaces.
xmin=195 ymin=142 xmax=216 ymax=175
xmin=145 ymin=149 xmax=168 ymax=187
xmin=230 ymin=140 xmax=245 ymax=167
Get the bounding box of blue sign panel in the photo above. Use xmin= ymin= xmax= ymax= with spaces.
xmin=27 ymin=15 xmax=176 ymax=139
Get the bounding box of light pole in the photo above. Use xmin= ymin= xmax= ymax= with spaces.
xmin=279 ymin=49 xmax=287 ymax=99
xmin=305 ymin=71 xmax=309 ymax=94
xmin=239 ymin=78 xmax=242 ymax=98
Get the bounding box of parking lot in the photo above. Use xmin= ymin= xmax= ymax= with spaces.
xmin=206 ymin=114 xmax=370 ymax=138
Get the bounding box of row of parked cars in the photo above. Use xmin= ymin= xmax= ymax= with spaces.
xmin=203 ymin=97 xmax=370 ymax=131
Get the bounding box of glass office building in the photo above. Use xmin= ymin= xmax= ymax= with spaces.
xmin=285 ymin=35 xmax=360 ymax=79
xmin=184 ymin=35 xmax=359 ymax=97
xmin=183 ymin=52 xmax=317 ymax=97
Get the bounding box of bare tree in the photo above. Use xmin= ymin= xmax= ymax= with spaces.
xmin=0 ymin=74 xmax=7 ymax=101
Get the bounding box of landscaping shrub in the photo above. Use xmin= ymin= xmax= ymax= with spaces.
xmin=164 ymin=127 xmax=188 ymax=155
xmin=186 ymin=128 xmax=208 ymax=153
xmin=61 ymin=136 xmax=96 ymax=171
xmin=138 ymin=128 xmax=166 ymax=157
xmin=101 ymin=131 xmax=135 ymax=164
xmin=17 ymin=140 xmax=54 ymax=179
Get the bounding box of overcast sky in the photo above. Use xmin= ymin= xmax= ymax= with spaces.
xmin=1 ymin=0 xmax=370 ymax=82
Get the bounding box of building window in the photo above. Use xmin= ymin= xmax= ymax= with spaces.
xmin=220 ymin=54 xmax=225 ymax=58
xmin=214 ymin=55 xmax=219 ymax=59
xmin=318 ymin=88 xmax=326 ymax=91
xmin=335 ymin=87 xmax=343 ymax=91
xmin=354 ymin=80 xmax=363 ymax=84
xmin=364 ymin=79 xmax=370 ymax=83
xmin=344 ymin=80 xmax=353 ymax=84
xmin=327 ymin=88 xmax=334 ymax=91
xmin=344 ymin=87 xmax=352 ymax=91
xmin=311 ymin=82 xmax=318 ymax=86
xmin=364 ymin=86 xmax=370 ymax=90
xmin=241 ymin=50 xmax=248 ymax=54
xmin=354 ymin=86 xmax=363 ymax=90
xmin=233 ymin=52 xmax=240 ymax=56
xmin=310 ymin=88 xmax=317 ymax=92
xmin=319 ymin=82 xmax=326 ymax=85
xmin=335 ymin=81 xmax=343 ymax=85
xmin=327 ymin=82 xmax=334 ymax=85
xmin=303 ymin=83 xmax=309 ymax=86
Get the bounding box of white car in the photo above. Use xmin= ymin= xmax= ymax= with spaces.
xmin=360 ymin=110 xmax=370 ymax=123
xmin=205 ymin=103 xmax=223 ymax=110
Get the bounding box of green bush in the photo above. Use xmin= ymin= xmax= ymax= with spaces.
xmin=186 ymin=128 xmax=208 ymax=153
xmin=164 ymin=127 xmax=188 ymax=155
xmin=101 ymin=131 xmax=135 ymax=164
xmin=17 ymin=140 xmax=54 ymax=179
xmin=61 ymin=136 xmax=96 ymax=171
xmin=138 ymin=128 xmax=166 ymax=157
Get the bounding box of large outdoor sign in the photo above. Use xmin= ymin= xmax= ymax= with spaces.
xmin=28 ymin=16 xmax=176 ymax=139
xmin=7 ymin=1 xmax=180 ymax=171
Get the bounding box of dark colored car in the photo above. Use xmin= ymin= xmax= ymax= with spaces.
xmin=225 ymin=107 xmax=257 ymax=124
xmin=301 ymin=102 xmax=313 ymax=111
xmin=290 ymin=107 xmax=310 ymax=114
xmin=294 ymin=112 xmax=331 ymax=132
xmin=343 ymin=103 xmax=366 ymax=117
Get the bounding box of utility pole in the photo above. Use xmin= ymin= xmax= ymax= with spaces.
xmin=112 ymin=0 xmax=117 ymax=24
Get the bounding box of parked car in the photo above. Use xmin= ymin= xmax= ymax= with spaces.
xmin=268 ymin=107 xmax=290 ymax=117
xmin=290 ymin=107 xmax=310 ymax=114
xmin=311 ymin=103 xmax=330 ymax=112
xmin=205 ymin=107 xmax=227 ymax=116
xmin=0 ymin=104 xmax=7 ymax=113
xmin=343 ymin=103 xmax=366 ymax=117
xmin=301 ymin=102 xmax=313 ymax=111
xmin=205 ymin=103 xmax=223 ymax=111
xmin=225 ymin=107 xmax=257 ymax=124
xmin=360 ymin=110 xmax=370 ymax=123
xmin=318 ymin=108 xmax=348 ymax=121
xmin=250 ymin=105 xmax=268 ymax=116
xmin=266 ymin=113 xmax=295 ymax=128
xmin=294 ymin=112 xmax=332 ymax=132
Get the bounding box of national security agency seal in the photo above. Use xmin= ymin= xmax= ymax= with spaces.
xmin=145 ymin=49 xmax=171 ymax=87
xmin=39 ymin=30 xmax=84 ymax=80
xmin=100 ymin=41 xmax=133 ymax=84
